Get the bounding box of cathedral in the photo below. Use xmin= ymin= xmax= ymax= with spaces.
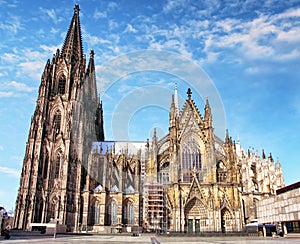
xmin=14 ymin=5 xmax=284 ymax=233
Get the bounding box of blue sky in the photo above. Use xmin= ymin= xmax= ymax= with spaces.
xmin=0 ymin=0 xmax=300 ymax=210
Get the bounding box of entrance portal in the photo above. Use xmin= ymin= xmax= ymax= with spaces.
xmin=195 ymin=219 xmax=200 ymax=233
xmin=185 ymin=197 xmax=207 ymax=233
xmin=188 ymin=219 xmax=193 ymax=233
xmin=221 ymin=208 xmax=233 ymax=232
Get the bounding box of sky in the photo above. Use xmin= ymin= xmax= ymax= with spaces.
xmin=0 ymin=0 xmax=300 ymax=210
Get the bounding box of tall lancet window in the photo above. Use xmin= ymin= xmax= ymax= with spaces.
xmin=53 ymin=111 xmax=61 ymax=134
xmin=58 ymin=76 xmax=66 ymax=94
xmin=123 ymin=199 xmax=134 ymax=225
xmin=181 ymin=136 xmax=202 ymax=182
xmin=108 ymin=199 xmax=118 ymax=225
xmin=54 ymin=153 xmax=62 ymax=178
xmin=90 ymin=200 xmax=101 ymax=225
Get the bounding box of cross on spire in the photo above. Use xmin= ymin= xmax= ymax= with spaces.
xmin=187 ymin=88 xmax=192 ymax=99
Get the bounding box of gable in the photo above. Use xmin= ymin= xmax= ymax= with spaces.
xmin=185 ymin=174 xmax=206 ymax=203
xmin=178 ymin=100 xmax=205 ymax=141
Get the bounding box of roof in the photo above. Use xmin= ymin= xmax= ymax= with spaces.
xmin=276 ymin=181 xmax=300 ymax=195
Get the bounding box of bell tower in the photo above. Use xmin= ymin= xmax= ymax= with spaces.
xmin=14 ymin=4 xmax=104 ymax=231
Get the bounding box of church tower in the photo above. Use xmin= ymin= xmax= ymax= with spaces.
xmin=14 ymin=5 xmax=104 ymax=231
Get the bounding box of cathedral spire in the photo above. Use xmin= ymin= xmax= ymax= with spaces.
xmin=174 ymin=83 xmax=179 ymax=116
xmin=225 ymin=129 xmax=229 ymax=143
xmin=87 ymin=50 xmax=95 ymax=73
xmin=170 ymin=94 xmax=175 ymax=125
xmin=262 ymin=149 xmax=266 ymax=159
xmin=204 ymin=96 xmax=212 ymax=128
xmin=61 ymin=4 xmax=83 ymax=62
xmin=95 ymin=100 xmax=105 ymax=141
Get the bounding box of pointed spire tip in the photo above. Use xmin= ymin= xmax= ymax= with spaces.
xmin=74 ymin=4 xmax=80 ymax=12
xmin=187 ymin=88 xmax=192 ymax=100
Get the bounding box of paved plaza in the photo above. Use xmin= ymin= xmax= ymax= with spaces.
xmin=1 ymin=234 xmax=300 ymax=244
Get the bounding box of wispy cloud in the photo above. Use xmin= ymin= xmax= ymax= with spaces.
xmin=163 ymin=0 xmax=187 ymax=13
xmin=18 ymin=61 xmax=45 ymax=80
xmin=40 ymin=44 xmax=60 ymax=54
xmin=94 ymin=8 xmax=107 ymax=19
xmin=39 ymin=7 xmax=64 ymax=24
xmin=0 ymin=166 xmax=20 ymax=178
xmin=5 ymin=81 xmax=35 ymax=92
xmin=124 ymin=24 xmax=138 ymax=34
xmin=0 ymin=81 xmax=35 ymax=98
xmin=200 ymin=7 xmax=300 ymax=65
xmin=2 ymin=52 xmax=20 ymax=63
xmin=108 ymin=2 xmax=118 ymax=10
xmin=0 ymin=91 xmax=14 ymax=98
xmin=0 ymin=15 xmax=23 ymax=34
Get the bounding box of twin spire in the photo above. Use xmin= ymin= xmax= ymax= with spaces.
xmin=61 ymin=4 xmax=83 ymax=62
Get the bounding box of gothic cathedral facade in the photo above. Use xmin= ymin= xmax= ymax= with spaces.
xmin=14 ymin=5 xmax=284 ymax=233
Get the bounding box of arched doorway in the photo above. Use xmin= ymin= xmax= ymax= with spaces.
xmin=221 ymin=208 xmax=233 ymax=232
xmin=184 ymin=197 xmax=207 ymax=233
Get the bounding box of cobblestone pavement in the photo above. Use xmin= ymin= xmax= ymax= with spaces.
xmin=1 ymin=234 xmax=300 ymax=244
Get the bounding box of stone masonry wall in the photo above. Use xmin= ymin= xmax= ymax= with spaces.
xmin=257 ymin=188 xmax=300 ymax=223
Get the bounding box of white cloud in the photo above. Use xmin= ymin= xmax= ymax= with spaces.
xmin=83 ymin=32 xmax=111 ymax=46
xmin=274 ymin=49 xmax=300 ymax=61
xmin=40 ymin=44 xmax=60 ymax=54
xmin=0 ymin=91 xmax=14 ymax=98
xmin=0 ymin=15 xmax=22 ymax=34
xmin=94 ymin=9 xmax=107 ymax=19
xmin=277 ymin=27 xmax=300 ymax=42
xmin=39 ymin=8 xmax=63 ymax=24
xmin=6 ymin=81 xmax=35 ymax=92
xmin=273 ymin=7 xmax=300 ymax=20
xmin=18 ymin=61 xmax=45 ymax=80
xmin=2 ymin=53 xmax=20 ymax=63
xmin=163 ymin=0 xmax=187 ymax=13
xmin=108 ymin=20 xmax=119 ymax=30
xmin=124 ymin=24 xmax=138 ymax=34
xmin=108 ymin=2 xmax=118 ymax=9
xmin=245 ymin=66 xmax=264 ymax=74
xmin=200 ymin=9 xmax=300 ymax=64
xmin=50 ymin=27 xmax=59 ymax=35
xmin=0 ymin=167 xmax=20 ymax=178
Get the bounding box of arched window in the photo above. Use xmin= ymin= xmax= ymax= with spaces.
xmin=253 ymin=198 xmax=259 ymax=219
xmin=217 ymin=161 xmax=227 ymax=182
xmin=181 ymin=137 xmax=202 ymax=182
xmin=90 ymin=200 xmax=101 ymax=225
xmin=123 ymin=199 xmax=134 ymax=225
xmin=54 ymin=153 xmax=62 ymax=178
xmin=58 ymin=76 xmax=66 ymax=94
xmin=43 ymin=151 xmax=49 ymax=178
xmin=160 ymin=170 xmax=170 ymax=184
xmin=108 ymin=199 xmax=118 ymax=225
xmin=53 ymin=111 xmax=61 ymax=134
xmin=253 ymin=180 xmax=259 ymax=192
